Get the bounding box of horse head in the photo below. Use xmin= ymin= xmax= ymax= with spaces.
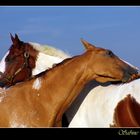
xmin=0 ymin=34 xmax=69 ymax=88
xmin=0 ymin=34 xmax=38 ymax=87
xmin=81 ymin=39 xmax=139 ymax=83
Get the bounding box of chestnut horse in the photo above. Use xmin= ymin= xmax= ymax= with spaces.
xmin=0 ymin=34 xmax=70 ymax=88
xmin=0 ymin=39 xmax=137 ymax=127
xmin=69 ymin=77 xmax=140 ymax=127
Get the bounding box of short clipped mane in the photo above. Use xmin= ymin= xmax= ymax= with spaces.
xmin=29 ymin=42 xmax=70 ymax=59
xmin=33 ymin=57 xmax=74 ymax=79
xmin=32 ymin=55 xmax=80 ymax=80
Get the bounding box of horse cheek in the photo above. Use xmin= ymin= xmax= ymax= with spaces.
xmin=14 ymin=69 xmax=31 ymax=83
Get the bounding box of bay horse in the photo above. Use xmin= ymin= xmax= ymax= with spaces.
xmin=0 ymin=34 xmax=70 ymax=88
xmin=69 ymin=77 xmax=140 ymax=127
xmin=0 ymin=39 xmax=137 ymax=127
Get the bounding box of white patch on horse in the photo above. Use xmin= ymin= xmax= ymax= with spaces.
xmin=10 ymin=113 xmax=27 ymax=128
xmin=69 ymin=78 xmax=140 ymax=127
xmin=10 ymin=121 xmax=27 ymax=128
xmin=32 ymin=52 xmax=63 ymax=76
xmin=0 ymin=51 xmax=9 ymax=74
xmin=0 ymin=88 xmax=7 ymax=102
xmin=32 ymin=78 xmax=42 ymax=90
xmin=29 ymin=42 xmax=70 ymax=76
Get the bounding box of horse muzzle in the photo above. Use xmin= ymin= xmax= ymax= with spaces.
xmin=122 ymin=69 xmax=140 ymax=83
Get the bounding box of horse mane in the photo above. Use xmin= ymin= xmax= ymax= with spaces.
xmin=33 ymin=57 xmax=75 ymax=79
xmin=31 ymin=54 xmax=81 ymax=81
xmin=29 ymin=42 xmax=70 ymax=59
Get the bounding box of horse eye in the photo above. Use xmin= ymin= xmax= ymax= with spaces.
xmin=106 ymin=50 xmax=114 ymax=57
xmin=5 ymin=57 xmax=13 ymax=63
xmin=5 ymin=57 xmax=10 ymax=62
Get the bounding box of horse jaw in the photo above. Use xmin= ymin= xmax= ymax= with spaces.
xmin=32 ymin=52 xmax=64 ymax=76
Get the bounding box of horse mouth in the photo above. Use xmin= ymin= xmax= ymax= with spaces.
xmin=97 ymin=74 xmax=117 ymax=80
xmin=96 ymin=74 xmax=121 ymax=83
xmin=123 ymin=73 xmax=140 ymax=83
xmin=96 ymin=73 xmax=139 ymax=83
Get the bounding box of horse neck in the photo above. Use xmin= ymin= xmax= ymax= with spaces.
xmin=32 ymin=52 xmax=64 ymax=76
xmin=42 ymin=52 xmax=93 ymax=121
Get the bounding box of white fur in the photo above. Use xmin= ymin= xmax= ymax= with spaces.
xmin=32 ymin=78 xmax=42 ymax=90
xmin=69 ymin=78 xmax=140 ymax=127
xmin=10 ymin=121 xmax=27 ymax=128
xmin=32 ymin=52 xmax=63 ymax=76
xmin=30 ymin=42 xmax=70 ymax=76
xmin=10 ymin=113 xmax=27 ymax=128
xmin=0 ymin=89 xmax=7 ymax=102
xmin=0 ymin=51 xmax=9 ymax=73
xmin=29 ymin=42 xmax=70 ymax=59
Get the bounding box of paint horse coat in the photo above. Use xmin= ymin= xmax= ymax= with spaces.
xmin=0 ymin=39 xmax=137 ymax=127
xmin=69 ymin=77 xmax=140 ymax=127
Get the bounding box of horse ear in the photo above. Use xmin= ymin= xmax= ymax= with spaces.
xmin=15 ymin=34 xmax=20 ymax=42
xmin=10 ymin=33 xmax=15 ymax=43
xmin=10 ymin=33 xmax=21 ymax=45
xmin=81 ymin=39 xmax=96 ymax=51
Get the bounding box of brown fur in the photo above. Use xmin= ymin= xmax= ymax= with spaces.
xmin=0 ymin=34 xmax=38 ymax=87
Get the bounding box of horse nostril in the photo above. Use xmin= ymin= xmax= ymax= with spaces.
xmin=122 ymin=71 xmax=133 ymax=83
xmin=130 ymin=67 xmax=139 ymax=75
xmin=122 ymin=68 xmax=140 ymax=83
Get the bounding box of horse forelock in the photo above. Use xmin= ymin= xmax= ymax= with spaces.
xmin=29 ymin=42 xmax=70 ymax=59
